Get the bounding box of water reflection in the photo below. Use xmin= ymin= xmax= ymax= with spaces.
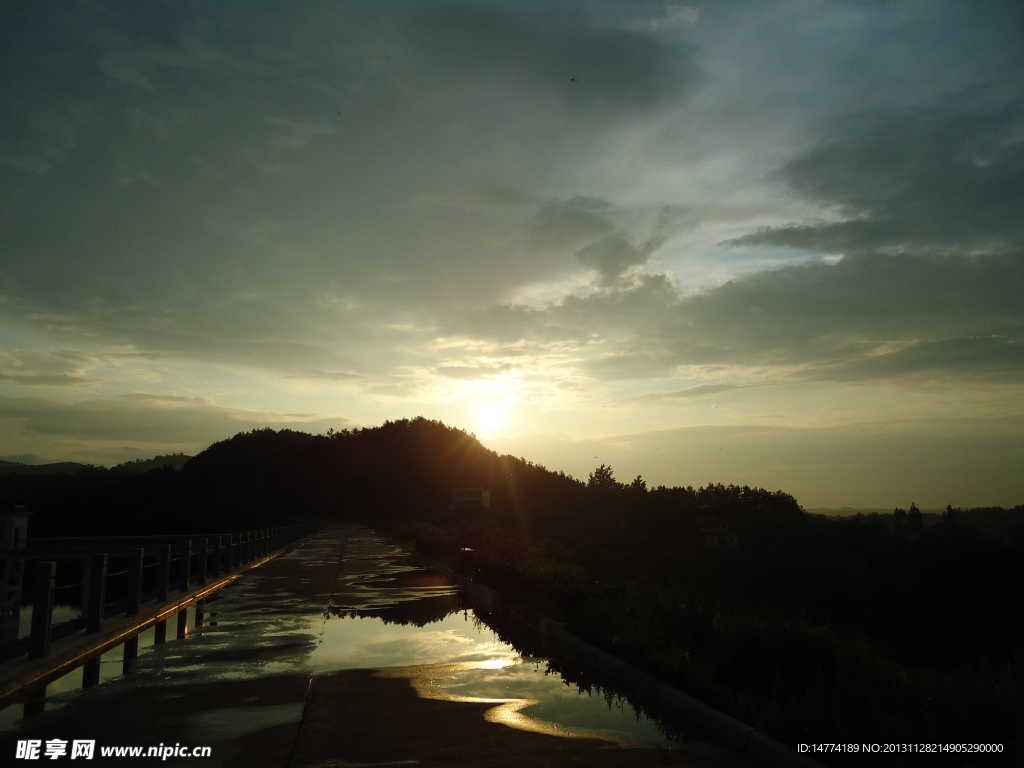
xmin=316 ymin=609 xmax=520 ymax=671
xmin=2 ymin=527 xmax=704 ymax=755
xmin=318 ymin=594 xmax=678 ymax=747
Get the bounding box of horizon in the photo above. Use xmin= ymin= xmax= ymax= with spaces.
xmin=2 ymin=1 xmax=1023 ymax=510
xmin=3 ymin=418 xmax=1021 ymax=514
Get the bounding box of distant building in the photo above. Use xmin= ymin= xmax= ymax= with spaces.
xmin=697 ymin=517 xmax=737 ymax=548
xmin=0 ymin=506 xmax=30 ymax=552
xmin=1 ymin=506 xmax=31 ymax=631
xmin=451 ymin=487 xmax=491 ymax=511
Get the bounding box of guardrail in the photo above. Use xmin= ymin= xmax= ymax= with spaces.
xmin=0 ymin=520 xmax=326 ymax=713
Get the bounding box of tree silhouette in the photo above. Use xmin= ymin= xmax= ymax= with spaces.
xmin=587 ymin=464 xmax=620 ymax=492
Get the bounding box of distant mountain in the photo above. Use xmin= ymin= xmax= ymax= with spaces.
xmin=808 ymin=505 xmax=1024 ymax=536
xmin=808 ymin=507 xmax=898 ymax=517
xmin=0 ymin=459 xmax=89 ymax=478
xmin=958 ymin=506 xmax=1024 ymax=536
xmin=112 ymin=454 xmax=193 ymax=474
xmin=0 ymin=453 xmax=193 ymax=479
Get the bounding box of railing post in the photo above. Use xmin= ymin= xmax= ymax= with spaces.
xmin=176 ymin=607 xmax=188 ymax=639
xmin=154 ymin=619 xmax=167 ymax=644
xmin=259 ymin=528 xmax=266 ymax=557
xmin=246 ymin=530 xmax=254 ymax=562
xmin=229 ymin=534 xmax=238 ymax=570
xmin=158 ymin=543 xmax=171 ymax=602
xmin=179 ymin=540 xmax=192 ymax=593
xmin=29 ymin=561 xmax=56 ymax=659
xmin=128 ymin=548 xmax=144 ymax=615
xmin=86 ymin=554 xmax=107 ymax=634
xmin=212 ymin=536 xmax=222 ymax=578
xmin=199 ymin=538 xmax=209 ymax=584
xmin=24 ymin=684 xmax=46 ymax=718
xmin=122 ymin=635 xmax=139 ymax=673
xmin=83 ymin=657 xmax=100 ymax=687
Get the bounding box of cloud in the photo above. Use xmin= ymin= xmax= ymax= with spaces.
xmin=446 ymin=252 xmax=1024 ymax=384
xmin=530 ymin=196 xmax=614 ymax=250
xmin=0 ymin=393 xmax=349 ymax=460
xmin=729 ymin=102 xmax=1024 ymax=255
xmin=801 ymin=335 xmax=1024 ymax=384
xmin=0 ymin=1 xmax=701 ymax=379
xmin=1 ymin=0 xmax=1022 ymax=494
xmin=527 ymin=196 xmax=666 ymax=282
xmin=639 ymin=382 xmax=767 ymax=400
xmin=575 ymin=233 xmax=665 ymax=283
xmin=0 ymin=349 xmax=100 ymax=387
xmin=404 ymin=4 xmax=702 ymax=113
xmin=646 ymin=4 xmax=703 ymax=30
xmin=436 ymin=364 xmax=512 ymax=381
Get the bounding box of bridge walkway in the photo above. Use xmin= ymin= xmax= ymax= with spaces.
xmin=1 ymin=525 xmax=754 ymax=768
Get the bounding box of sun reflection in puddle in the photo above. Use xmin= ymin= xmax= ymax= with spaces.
xmin=376 ymin=660 xmax=661 ymax=746
xmin=314 ymin=610 xmax=677 ymax=748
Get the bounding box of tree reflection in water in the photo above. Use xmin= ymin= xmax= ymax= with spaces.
xmin=329 ymin=590 xmax=693 ymax=744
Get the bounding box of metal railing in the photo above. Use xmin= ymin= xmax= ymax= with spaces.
xmin=0 ymin=520 xmax=325 ymax=670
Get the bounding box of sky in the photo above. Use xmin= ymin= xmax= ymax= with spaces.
xmin=2 ymin=0 xmax=1023 ymax=508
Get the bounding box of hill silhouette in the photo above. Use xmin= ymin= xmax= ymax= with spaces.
xmin=0 ymin=417 xmax=1020 ymax=760
xmin=0 ymin=459 xmax=89 ymax=478
xmin=112 ymin=453 xmax=192 ymax=474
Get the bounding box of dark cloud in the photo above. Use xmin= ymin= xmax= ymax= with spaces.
xmin=0 ymin=1 xmax=700 ymax=374
xmin=528 ymin=196 xmax=665 ymax=282
xmin=575 ymin=233 xmax=665 ymax=283
xmin=451 ymin=252 xmax=1024 ymax=383
xmin=404 ymin=4 xmax=702 ymax=113
xmin=530 ymin=196 xmax=614 ymax=250
xmin=730 ymin=102 xmax=1024 ymax=255
xmin=802 ymin=335 xmax=1024 ymax=384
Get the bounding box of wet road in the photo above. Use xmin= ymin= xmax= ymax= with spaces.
xmin=1 ymin=525 xmax=755 ymax=767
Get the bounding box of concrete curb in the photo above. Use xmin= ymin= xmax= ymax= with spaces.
xmin=413 ymin=552 xmax=826 ymax=768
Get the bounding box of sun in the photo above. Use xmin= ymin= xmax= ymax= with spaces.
xmin=476 ymin=400 xmax=507 ymax=433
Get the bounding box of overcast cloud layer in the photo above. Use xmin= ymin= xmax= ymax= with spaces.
xmin=2 ymin=0 xmax=1022 ymax=507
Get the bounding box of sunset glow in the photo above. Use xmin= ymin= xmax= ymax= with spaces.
xmin=1 ymin=1 xmax=1022 ymax=507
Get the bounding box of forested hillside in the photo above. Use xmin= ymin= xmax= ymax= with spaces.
xmin=2 ymin=418 xmax=1020 ymax=762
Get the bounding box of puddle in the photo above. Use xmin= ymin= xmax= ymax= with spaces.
xmin=1 ymin=526 xmax=706 ymax=755
xmin=309 ymin=568 xmax=682 ymax=748
xmin=314 ymin=610 xmax=520 ymax=671
xmin=378 ymin=659 xmax=674 ymax=747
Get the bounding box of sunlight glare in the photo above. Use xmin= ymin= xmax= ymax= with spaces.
xmin=476 ymin=401 xmax=507 ymax=433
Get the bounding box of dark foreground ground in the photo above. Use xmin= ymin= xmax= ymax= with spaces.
xmin=1 ymin=525 xmax=754 ymax=767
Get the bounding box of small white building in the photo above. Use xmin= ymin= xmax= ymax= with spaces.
xmin=697 ymin=517 xmax=737 ymax=548
xmin=1 ymin=506 xmax=31 ymax=628
xmin=0 ymin=506 xmax=30 ymax=552
xmin=451 ymin=487 xmax=491 ymax=511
